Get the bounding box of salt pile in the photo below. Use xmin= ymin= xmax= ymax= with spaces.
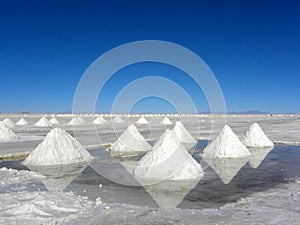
xmin=24 ymin=127 xmax=93 ymax=166
xmin=134 ymin=129 xmax=203 ymax=183
xmin=93 ymin=116 xmax=106 ymax=125
xmin=109 ymin=124 xmax=152 ymax=153
xmin=50 ymin=117 xmax=60 ymax=125
xmin=203 ymin=125 xmax=251 ymax=158
xmin=2 ymin=118 xmax=15 ymax=128
xmin=0 ymin=121 xmax=18 ymax=141
xmin=172 ymin=121 xmax=197 ymax=149
xmin=160 ymin=117 xmax=173 ymax=125
xmin=68 ymin=117 xmax=86 ymax=125
xmin=135 ymin=116 xmax=149 ymax=125
xmin=16 ymin=118 xmax=29 ymax=126
xmin=35 ymin=117 xmax=53 ymax=127
xmin=241 ymin=123 xmax=274 ymax=147
xmin=112 ymin=116 xmax=124 ymax=123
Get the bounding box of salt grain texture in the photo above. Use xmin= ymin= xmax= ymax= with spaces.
xmin=134 ymin=129 xmax=203 ymax=183
xmin=203 ymin=125 xmax=251 ymax=158
xmin=241 ymin=123 xmax=274 ymax=147
xmin=24 ymin=127 xmax=93 ymax=166
xmin=0 ymin=121 xmax=18 ymax=141
xmin=110 ymin=124 xmax=152 ymax=153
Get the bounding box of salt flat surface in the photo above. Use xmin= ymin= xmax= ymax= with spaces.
xmin=0 ymin=164 xmax=300 ymax=224
xmin=0 ymin=114 xmax=299 ymax=223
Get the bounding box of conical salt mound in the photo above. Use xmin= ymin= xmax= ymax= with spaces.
xmin=134 ymin=129 xmax=203 ymax=183
xmin=35 ymin=117 xmax=53 ymax=127
xmin=24 ymin=128 xmax=93 ymax=166
xmin=160 ymin=117 xmax=172 ymax=125
xmin=110 ymin=124 xmax=152 ymax=153
xmin=68 ymin=117 xmax=86 ymax=125
xmin=135 ymin=117 xmax=149 ymax=125
xmin=203 ymin=125 xmax=251 ymax=158
xmin=112 ymin=116 xmax=124 ymax=123
xmin=99 ymin=116 xmax=107 ymax=122
xmin=93 ymin=117 xmax=106 ymax=125
xmin=2 ymin=118 xmax=15 ymax=128
xmin=241 ymin=123 xmax=274 ymax=147
xmin=0 ymin=121 xmax=18 ymax=141
xmin=173 ymin=121 xmax=197 ymax=149
xmin=50 ymin=117 xmax=60 ymax=125
xmin=16 ymin=118 xmax=29 ymax=126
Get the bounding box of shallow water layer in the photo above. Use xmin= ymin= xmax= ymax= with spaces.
xmin=1 ymin=145 xmax=300 ymax=209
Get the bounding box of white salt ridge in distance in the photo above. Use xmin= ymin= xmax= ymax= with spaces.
xmin=2 ymin=118 xmax=15 ymax=128
xmin=241 ymin=123 xmax=274 ymax=147
xmin=35 ymin=117 xmax=53 ymax=127
xmin=16 ymin=118 xmax=29 ymax=126
xmin=0 ymin=121 xmax=18 ymax=141
xmin=24 ymin=127 xmax=93 ymax=166
xmin=110 ymin=124 xmax=152 ymax=153
xmin=93 ymin=117 xmax=106 ymax=125
xmin=203 ymin=125 xmax=251 ymax=158
xmin=172 ymin=121 xmax=197 ymax=149
xmin=134 ymin=129 xmax=203 ymax=182
xmin=135 ymin=116 xmax=149 ymax=125
xmin=68 ymin=117 xmax=86 ymax=125
xmin=160 ymin=117 xmax=173 ymax=125
xmin=50 ymin=117 xmax=60 ymax=125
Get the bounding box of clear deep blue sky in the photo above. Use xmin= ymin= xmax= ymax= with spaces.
xmin=0 ymin=0 xmax=299 ymax=113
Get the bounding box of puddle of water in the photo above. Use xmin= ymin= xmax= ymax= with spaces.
xmin=1 ymin=144 xmax=299 ymax=209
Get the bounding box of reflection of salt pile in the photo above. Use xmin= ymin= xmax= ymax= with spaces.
xmin=135 ymin=116 xmax=149 ymax=125
xmin=68 ymin=117 xmax=86 ymax=125
xmin=16 ymin=118 xmax=29 ymax=126
xmin=248 ymin=146 xmax=274 ymax=168
xmin=204 ymin=157 xmax=249 ymax=184
xmin=172 ymin=121 xmax=197 ymax=150
xmin=24 ymin=128 xmax=93 ymax=166
xmin=35 ymin=117 xmax=53 ymax=127
xmin=241 ymin=123 xmax=274 ymax=147
xmin=50 ymin=117 xmax=60 ymax=125
xmin=203 ymin=125 xmax=251 ymax=158
xmin=0 ymin=121 xmax=18 ymax=141
xmin=112 ymin=116 xmax=124 ymax=123
xmin=143 ymin=178 xmax=201 ymax=209
xmin=26 ymin=163 xmax=88 ymax=191
xmin=2 ymin=118 xmax=15 ymax=128
xmin=109 ymin=124 xmax=152 ymax=154
xmin=160 ymin=117 xmax=172 ymax=125
xmin=93 ymin=116 xmax=106 ymax=125
xmin=134 ymin=129 xmax=203 ymax=184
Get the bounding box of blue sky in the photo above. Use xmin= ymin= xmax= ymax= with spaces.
xmin=0 ymin=0 xmax=299 ymax=113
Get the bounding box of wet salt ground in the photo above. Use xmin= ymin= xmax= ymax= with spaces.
xmin=1 ymin=144 xmax=300 ymax=210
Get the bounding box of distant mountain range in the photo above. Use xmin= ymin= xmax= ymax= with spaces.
xmin=228 ymin=110 xmax=269 ymax=114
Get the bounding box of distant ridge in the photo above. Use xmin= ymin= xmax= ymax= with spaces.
xmin=200 ymin=110 xmax=269 ymax=114
xmin=229 ymin=110 xmax=269 ymax=114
